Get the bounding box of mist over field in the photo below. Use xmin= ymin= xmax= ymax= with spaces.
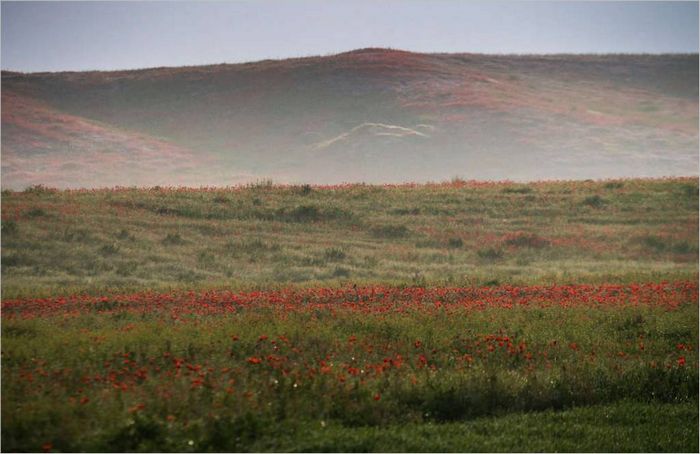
xmin=2 ymin=49 xmax=698 ymax=189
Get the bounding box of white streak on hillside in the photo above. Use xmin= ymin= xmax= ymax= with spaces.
xmin=314 ymin=123 xmax=431 ymax=150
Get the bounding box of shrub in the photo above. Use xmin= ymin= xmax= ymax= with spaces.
xmin=582 ymin=195 xmax=605 ymax=208
xmin=324 ymin=247 xmax=346 ymax=262
xmin=115 ymin=261 xmax=136 ymax=277
xmin=226 ymin=238 xmax=280 ymax=253
xmin=277 ymin=205 xmax=353 ymax=223
xmin=371 ymin=224 xmax=409 ymax=239
xmin=681 ymin=184 xmax=698 ymax=198
xmin=247 ymin=179 xmax=274 ymax=190
xmin=393 ymin=207 xmax=421 ymax=215
xmin=332 ymin=266 xmax=351 ymax=278
xmin=414 ymin=239 xmax=442 ymax=248
xmin=99 ymin=243 xmax=120 ymax=256
xmin=671 ymin=241 xmax=698 ymax=255
xmin=477 ymin=247 xmax=504 ymax=260
xmin=604 ymin=181 xmax=624 ymax=190
xmin=25 ymin=207 xmax=47 ymax=218
xmin=23 ymin=184 xmax=56 ymax=195
xmin=2 ymin=219 xmax=18 ymax=235
xmin=155 ymin=206 xmax=182 ymax=216
xmin=287 ymin=205 xmax=320 ymax=222
xmin=636 ymin=236 xmax=699 ymax=255
xmin=64 ymin=227 xmax=91 ymax=242
xmin=2 ymin=254 xmax=25 ymax=267
xmin=447 ymin=237 xmax=464 ymax=249
xmin=503 ymin=232 xmax=549 ymax=249
xmin=162 ymin=233 xmax=185 ymax=245
xmin=502 ymin=186 xmax=533 ymax=194
xmin=638 ymin=235 xmax=666 ymax=252
xmin=198 ymin=250 xmax=216 ymax=266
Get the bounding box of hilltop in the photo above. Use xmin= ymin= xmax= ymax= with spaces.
xmin=2 ymin=49 xmax=698 ymax=189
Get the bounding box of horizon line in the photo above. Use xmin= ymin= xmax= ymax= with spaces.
xmin=6 ymin=176 xmax=698 ymax=193
xmin=2 ymin=47 xmax=699 ymax=75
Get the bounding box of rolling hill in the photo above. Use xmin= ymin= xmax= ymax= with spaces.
xmin=2 ymin=49 xmax=698 ymax=189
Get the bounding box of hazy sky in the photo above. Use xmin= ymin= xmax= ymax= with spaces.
xmin=2 ymin=1 xmax=698 ymax=72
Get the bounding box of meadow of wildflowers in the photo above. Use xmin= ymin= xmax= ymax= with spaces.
xmin=1 ymin=178 xmax=698 ymax=451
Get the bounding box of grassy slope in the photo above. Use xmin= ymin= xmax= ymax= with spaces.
xmin=1 ymin=178 xmax=697 ymax=298
xmin=3 ymin=51 xmax=698 ymax=188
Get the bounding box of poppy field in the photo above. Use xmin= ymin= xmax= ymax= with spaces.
xmin=1 ymin=178 xmax=698 ymax=452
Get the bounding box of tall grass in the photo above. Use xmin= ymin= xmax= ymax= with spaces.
xmin=1 ymin=178 xmax=696 ymax=298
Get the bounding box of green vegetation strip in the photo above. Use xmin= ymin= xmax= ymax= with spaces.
xmin=3 ymin=292 xmax=697 ymax=452
xmin=2 ymin=178 xmax=697 ymax=297
xmin=207 ymin=402 xmax=698 ymax=453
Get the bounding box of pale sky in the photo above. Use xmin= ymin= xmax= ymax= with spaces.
xmin=2 ymin=1 xmax=698 ymax=72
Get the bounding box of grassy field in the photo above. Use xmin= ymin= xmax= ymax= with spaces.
xmin=1 ymin=177 xmax=698 ymax=452
xmin=1 ymin=178 xmax=697 ymax=297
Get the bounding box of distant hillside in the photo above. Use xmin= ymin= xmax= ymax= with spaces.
xmin=2 ymin=49 xmax=698 ymax=189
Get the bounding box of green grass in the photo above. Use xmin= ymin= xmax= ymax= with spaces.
xmin=6 ymin=402 xmax=697 ymax=452
xmin=1 ymin=178 xmax=697 ymax=298
xmin=1 ymin=178 xmax=698 ymax=452
xmin=239 ymin=401 xmax=699 ymax=453
xmin=2 ymin=290 xmax=697 ymax=452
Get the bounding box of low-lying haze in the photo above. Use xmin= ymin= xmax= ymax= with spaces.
xmin=2 ymin=50 xmax=697 ymax=188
